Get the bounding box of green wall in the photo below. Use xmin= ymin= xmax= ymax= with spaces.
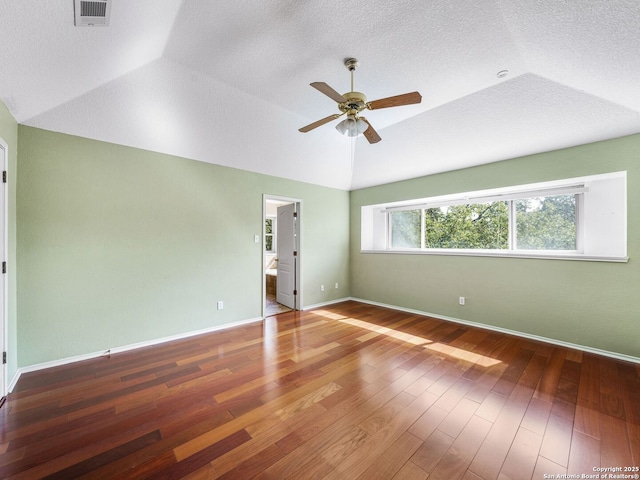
xmin=10 ymin=123 xmax=640 ymax=369
xmin=0 ymin=101 xmax=18 ymax=382
xmin=17 ymin=126 xmax=349 ymax=366
xmin=350 ymin=134 xmax=640 ymax=358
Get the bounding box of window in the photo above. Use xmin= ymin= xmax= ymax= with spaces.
xmin=362 ymin=172 xmax=627 ymax=261
xmin=390 ymin=209 xmax=422 ymax=248
xmin=421 ymin=201 xmax=508 ymax=250
xmin=265 ymin=217 xmax=275 ymax=252
xmin=389 ymin=194 xmax=577 ymax=252
xmin=515 ymin=195 xmax=576 ymax=250
xmin=390 ymin=202 xmax=511 ymax=250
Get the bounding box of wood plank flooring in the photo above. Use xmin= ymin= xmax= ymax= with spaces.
xmin=0 ymin=301 xmax=638 ymax=479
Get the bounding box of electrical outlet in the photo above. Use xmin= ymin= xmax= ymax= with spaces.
xmin=217 ymin=301 xmax=224 ymax=310
xmin=320 ymin=285 xmax=325 ymax=292
xmin=335 ymin=282 xmax=339 ymax=289
xmin=459 ymin=297 xmax=465 ymax=306
xmin=254 ymin=235 xmax=259 ymax=243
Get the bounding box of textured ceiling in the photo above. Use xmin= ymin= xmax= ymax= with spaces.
xmin=1 ymin=1 xmax=639 ymax=190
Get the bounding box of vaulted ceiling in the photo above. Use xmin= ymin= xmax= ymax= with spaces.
xmin=1 ymin=1 xmax=639 ymax=190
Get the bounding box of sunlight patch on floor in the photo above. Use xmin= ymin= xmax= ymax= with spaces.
xmin=341 ymin=317 xmax=427 ymax=345
xmin=336 ymin=316 xmax=501 ymax=367
xmin=312 ymin=310 xmax=348 ymax=321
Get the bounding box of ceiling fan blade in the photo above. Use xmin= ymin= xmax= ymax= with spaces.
xmin=367 ymin=91 xmax=422 ymax=110
xmin=360 ymin=117 xmax=381 ymax=144
xmin=298 ymin=113 xmax=342 ymax=133
xmin=310 ymin=82 xmax=347 ymax=103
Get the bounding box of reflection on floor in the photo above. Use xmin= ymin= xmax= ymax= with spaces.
xmin=266 ymin=292 xmax=292 ymax=317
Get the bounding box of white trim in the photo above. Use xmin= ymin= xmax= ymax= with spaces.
xmin=263 ymin=194 xmax=303 ymax=316
xmin=364 ymin=171 xmax=627 ymax=260
xmin=360 ymin=249 xmax=629 ymax=263
xmin=9 ymin=297 xmax=640 ymax=392
xmin=8 ymin=316 xmax=263 ymax=392
xmin=375 ymin=172 xmax=624 ymax=212
xmin=8 ymin=370 xmax=19 ymax=393
xmin=348 ymin=298 xmax=640 ymax=365
xmin=302 ymin=297 xmax=352 ymax=311
xmin=0 ymin=137 xmax=7 ymax=398
xmin=383 ymin=184 xmax=588 ymax=212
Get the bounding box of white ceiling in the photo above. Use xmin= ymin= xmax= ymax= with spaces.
xmin=1 ymin=1 xmax=639 ymax=191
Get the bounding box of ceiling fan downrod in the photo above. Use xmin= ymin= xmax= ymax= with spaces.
xmin=344 ymin=58 xmax=359 ymax=92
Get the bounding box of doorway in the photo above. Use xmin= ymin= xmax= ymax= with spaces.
xmin=263 ymin=196 xmax=301 ymax=317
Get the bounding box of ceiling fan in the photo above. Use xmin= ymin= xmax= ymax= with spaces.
xmin=299 ymin=58 xmax=422 ymax=144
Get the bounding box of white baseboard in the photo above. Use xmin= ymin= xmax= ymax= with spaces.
xmin=9 ymin=298 xmax=639 ymax=394
xmin=302 ymin=297 xmax=352 ymax=311
xmin=9 ymin=316 xmax=264 ymax=393
xmin=7 ymin=371 xmax=20 ymax=393
xmin=349 ymin=297 xmax=640 ymax=365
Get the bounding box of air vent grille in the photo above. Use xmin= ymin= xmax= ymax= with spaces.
xmin=74 ymin=0 xmax=111 ymax=27
xmin=81 ymin=1 xmax=107 ymax=17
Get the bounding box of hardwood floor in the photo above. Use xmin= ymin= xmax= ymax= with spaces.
xmin=265 ymin=292 xmax=292 ymax=317
xmin=0 ymin=301 xmax=638 ymax=479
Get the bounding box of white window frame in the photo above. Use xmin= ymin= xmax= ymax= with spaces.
xmin=265 ymin=216 xmax=276 ymax=253
xmin=388 ymin=190 xmax=583 ymax=253
xmin=362 ymin=172 xmax=627 ymax=262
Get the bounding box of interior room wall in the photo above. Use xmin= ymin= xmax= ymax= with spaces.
xmin=350 ymin=134 xmax=640 ymax=359
xmin=17 ymin=126 xmax=350 ymax=367
xmin=0 ymin=100 xmax=18 ymax=382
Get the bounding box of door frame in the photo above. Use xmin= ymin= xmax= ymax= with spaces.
xmin=262 ymin=195 xmax=302 ymax=318
xmin=0 ymin=138 xmax=7 ymax=399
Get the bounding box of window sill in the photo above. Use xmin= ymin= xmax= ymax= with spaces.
xmin=360 ymin=249 xmax=629 ymax=263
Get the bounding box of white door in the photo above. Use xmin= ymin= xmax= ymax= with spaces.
xmin=276 ymin=203 xmax=296 ymax=309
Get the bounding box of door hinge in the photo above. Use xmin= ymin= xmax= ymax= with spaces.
xmin=2 ymin=171 xmax=6 ymax=183
xmin=293 ymin=211 xmax=297 ymax=218
xmin=293 ymin=251 xmax=297 ymax=257
xmin=1 ymin=262 xmax=5 ymax=274
xmin=293 ymin=290 xmax=297 ymax=296
xmin=2 ymin=352 xmax=6 ymax=365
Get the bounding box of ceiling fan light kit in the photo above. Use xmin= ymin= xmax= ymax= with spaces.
xmin=336 ymin=116 xmax=369 ymax=137
xmin=299 ymin=58 xmax=422 ymax=144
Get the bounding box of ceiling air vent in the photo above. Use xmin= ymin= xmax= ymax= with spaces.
xmin=74 ymin=0 xmax=111 ymax=27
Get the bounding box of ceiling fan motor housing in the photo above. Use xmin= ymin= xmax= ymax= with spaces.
xmin=339 ymin=91 xmax=368 ymax=114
